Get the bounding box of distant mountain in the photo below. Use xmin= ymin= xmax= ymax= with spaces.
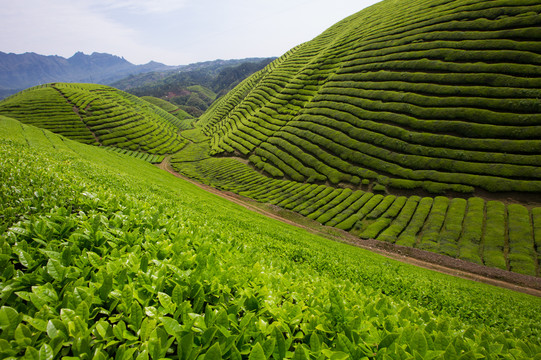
xmin=0 ymin=51 xmax=177 ymax=98
xmin=112 ymin=58 xmax=275 ymax=92
xmin=113 ymin=57 xmax=275 ymax=117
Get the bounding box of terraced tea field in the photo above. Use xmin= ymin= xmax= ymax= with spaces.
xmin=170 ymin=138 xmax=541 ymax=278
xmin=3 ymin=0 xmax=541 ymax=355
xmin=200 ymin=0 xmax=541 ymax=195
xmin=1 ymin=117 xmax=541 ymax=359
xmin=169 ymin=0 xmax=541 ymax=279
xmin=0 ymin=83 xmax=188 ymax=155
xmin=141 ymin=96 xmax=196 ymax=130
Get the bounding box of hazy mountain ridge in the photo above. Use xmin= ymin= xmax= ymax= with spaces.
xmin=115 ymin=57 xmax=275 ymax=117
xmin=0 ymin=51 xmax=177 ymax=98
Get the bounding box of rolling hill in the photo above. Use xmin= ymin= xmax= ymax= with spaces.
xmin=0 ymin=83 xmax=188 ymax=155
xmin=1 ymin=117 xmax=540 ymax=358
xmin=172 ymin=0 xmax=541 ymax=277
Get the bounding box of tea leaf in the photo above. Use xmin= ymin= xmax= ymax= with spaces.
xmin=205 ymin=342 xmax=222 ymax=360
xmin=38 ymin=343 xmax=53 ymax=360
xmin=160 ymin=316 xmax=181 ymax=338
xmin=0 ymin=306 xmax=20 ymax=331
xmin=248 ymin=343 xmax=266 ymax=360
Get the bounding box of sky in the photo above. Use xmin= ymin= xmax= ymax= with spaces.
xmin=0 ymin=0 xmax=380 ymax=66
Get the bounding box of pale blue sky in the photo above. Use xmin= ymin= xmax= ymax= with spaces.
xmin=1 ymin=0 xmax=380 ymax=65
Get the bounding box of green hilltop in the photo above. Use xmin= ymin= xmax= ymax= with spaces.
xmin=0 ymin=83 xmax=189 ymax=155
xmin=172 ymin=0 xmax=541 ymax=277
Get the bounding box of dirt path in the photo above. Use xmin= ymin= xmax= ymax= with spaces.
xmin=158 ymin=158 xmax=541 ymax=297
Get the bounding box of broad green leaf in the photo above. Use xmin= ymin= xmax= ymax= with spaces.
xmin=14 ymin=323 xmax=32 ymax=346
xmin=179 ymin=333 xmax=194 ymax=360
xmin=202 ymin=327 xmax=217 ymax=346
xmin=145 ymin=306 xmax=158 ymax=318
xmin=321 ymin=349 xmax=349 ymax=360
xmin=47 ymin=319 xmax=67 ymax=339
xmin=205 ymin=343 xmax=222 ymax=360
xmin=121 ymin=348 xmax=137 ymax=360
xmin=76 ymin=301 xmax=90 ymax=322
xmin=135 ymin=350 xmax=149 ymax=360
xmin=160 ymin=316 xmax=182 ymax=337
xmin=95 ymin=320 xmax=110 ymax=339
xmin=130 ymin=302 xmax=143 ymax=328
xmin=25 ymin=346 xmax=39 ymax=360
xmin=0 ymin=339 xmax=10 ymax=352
xmin=457 ymin=351 xmax=475 ymax=360
xmin=99 ymin=272 xmax=113 ymax=301
xmin=379 ymin=333 xmax=399 ymax=350
xmin=158 ymin=292 xmax=176 ymax=314
xmin=293 ymin=346 xmax=309 ymax=360
xmin=39 ymin=343 xmax=53 ymax=360
xmin=229 ymin=345 xmax=242 ymax=360
xmin=263 ymin=338 xmax=275 ymax=359
xmin=337 ymin=334 xmax=354 ymax=355
xmin=248 ymin=343 xmax=266 ymax=360
xmin=444 ymin=343 xmax=458 ymax=360
xmin=60 ymin=308 xmax=77 ymax=323
xmin=148 ymin=327 xmax=169 ymax=360
xmin=18 ymin=250 xmax=33 ymax=268
xmin=113 ymin=320 xmax=127 ymax=341
xmin=46 ymin=258 xmax=65 ymax=281
xmin=61 ymin=246 xmax=72 ymax=266
xmin=92 ymin=350 xmax=107 ymax=360
xmin=273 ymin=326 xmax=286 ymax=360
xmin=329 ymin=288 xmax=345 ymax=325
xmin=215 ymin=308 xmax=229 ymax=328
xmin=32 ymin=284 xmax=58 ymax=303
xmin=140 ymin=318 xmax=156 ymax=342
xmin=310 ymin=333 xmax=321 ymax=353
xmin=411 ymin=331 xmax=428 ymax=357
xmin=26 ymin=317 xmax=48 ymax=332
xmin=0 ymin=306 xmax=20 ymax=330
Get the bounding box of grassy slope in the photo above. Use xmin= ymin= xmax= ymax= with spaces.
xmin=1 ymin=117 xmax=541 ymax=358
xmin=184 ymin=0 xmax=541 ymax=277
xmin=0 ymin=83 xmax=187 ymax=154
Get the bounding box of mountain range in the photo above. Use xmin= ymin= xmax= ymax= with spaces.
xmin=0 ymin=51 xmax=177 ymax=98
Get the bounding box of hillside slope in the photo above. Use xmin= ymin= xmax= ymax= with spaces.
xmin=200 ymin=0 xmax=541 ymax=195
xmin=182 ymin=0 xmax=541 ymax=276
xmin=0 ymin=83 xmax=187 ymax=154
xmin=1 ymin=117 xmax=540 ymax=358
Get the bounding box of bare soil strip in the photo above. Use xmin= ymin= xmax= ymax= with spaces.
xmin=158 ymin=158 xmax=541 ymax=297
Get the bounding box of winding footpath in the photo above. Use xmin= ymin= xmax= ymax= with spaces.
xmin=158 ymin=157 xmax=541 ymax=297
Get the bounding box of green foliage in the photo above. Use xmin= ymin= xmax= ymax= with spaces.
xmin=0 ymin=83 xmax=188 ymax=155
xmin=198 ymin=0 xmax=541 ymax=197
xmin=458 ymin=198 xmax=485 ymax=264
xmin=2 ymin=118 xmax=541 ymax=359
xmin=483 ymin=201 xmax=507 ymax=271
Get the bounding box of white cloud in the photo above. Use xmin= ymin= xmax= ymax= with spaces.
xmin=0 ymin=0 xmax=174 ymax=63
xmin=0 ymin=0 xmax=381 ymax=65
xmin=80 ymin=0 xmax=189 ymax=14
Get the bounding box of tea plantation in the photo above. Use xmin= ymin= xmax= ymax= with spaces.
xmin=0 ymin=83 xmax=189 ymax=155
xmin=2 ymin=0 xmax=541 ymax=357
xmin=177 ymin=0 xmax=541 ymax=277
xmin=200 ymin=0 xmax=541 ymax=195
xmin=1 ymin=116 xmax=541 ymax=358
